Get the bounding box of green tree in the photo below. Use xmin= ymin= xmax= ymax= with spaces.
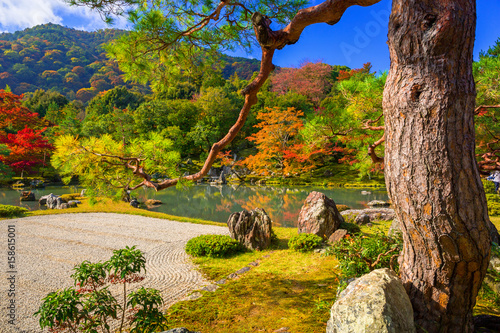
xmin=23 ymin=89 xmax=69 ymax=118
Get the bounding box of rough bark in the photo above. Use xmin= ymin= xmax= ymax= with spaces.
xmin=383 ymin=1 xmax=491 ymax=332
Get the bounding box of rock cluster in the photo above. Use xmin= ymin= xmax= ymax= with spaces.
xmin=227 ymin=208 xmax=273 ymax=250
xmin=327 ymin=268 xmax=416 ymax=333
xmin=297 ymin=191 xmax=343 ymax=239
xmin=39 ymin=193 xmax=80 ymax=209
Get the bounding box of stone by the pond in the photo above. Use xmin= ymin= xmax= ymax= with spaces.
xmin=67 ymin=200 xmax=80 ymax=208
xmin=341 ymin=208 xmax=396 ymax=224
xmin=41 ymin=193 xmax=66 ymax=209
xmin=327 ymin=268 xmax=416 ymax=333
xmin=227 ymin=208 xmax=273 ymax=250
xmin=367 ymin=200 xmax=391 ymax=208
xmin=328 ymin=229 xmax=348 ymax=244
xmin=20 ymin=191 xmax=36 ymax=201
xmin=297 ymin=191 xmax=344 ymax=239
xmin=59 ymin=203 xmax=70 ymax=209
xmin=130 ymin=199 xmax=139 ymax=208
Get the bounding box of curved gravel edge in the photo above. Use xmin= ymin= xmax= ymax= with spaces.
xmin=0 ymin=213 xmax=228 ymax=333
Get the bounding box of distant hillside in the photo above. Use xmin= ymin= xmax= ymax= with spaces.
xmin=0 ymin=24 xmax=261 ymax=101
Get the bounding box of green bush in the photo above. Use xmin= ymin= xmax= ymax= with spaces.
xmin=339 ymin=221 xmax=361 ymax=235
xmin=326 ymin=232 xmax=402 ymax=289
xmin=0 ymin=204 xmax=28 ymax=217
xmin=288 ymin=233 xmax=323 ymax=252
xmin=185 ymin=234 xmax=243 ymax=258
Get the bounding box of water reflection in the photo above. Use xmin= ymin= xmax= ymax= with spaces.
xmin=133 ymin=184 xmax=388 ymax=228
xmin=0 ymin=184 xmax=388 ymax=228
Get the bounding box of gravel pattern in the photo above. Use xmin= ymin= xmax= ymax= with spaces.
xmin=1 ymin=213 xmax=229 ymax=333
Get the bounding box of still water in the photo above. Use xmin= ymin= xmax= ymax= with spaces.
xmin=0 ymin=185 xmax=388 ymax=227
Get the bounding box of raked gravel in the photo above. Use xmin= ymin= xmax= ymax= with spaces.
xmin=1 ymin=213 xmax=229 ymax=333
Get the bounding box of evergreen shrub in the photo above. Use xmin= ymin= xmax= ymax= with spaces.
xmin=288 ymin=233 xmax=323 ymax=252
xmin=185 ymin=234 xmax=243 ymax=258
xmin=0 ymin=204 xmax=28 ymax=217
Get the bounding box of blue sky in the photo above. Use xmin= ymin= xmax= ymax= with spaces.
xmin=1 ymin=0 xmax=499 ymax=72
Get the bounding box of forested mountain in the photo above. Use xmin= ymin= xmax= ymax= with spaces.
xmin=0 ymin=24 xmax=261 ymax=101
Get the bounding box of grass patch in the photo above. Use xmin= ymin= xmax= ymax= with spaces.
xmin=168 ymin=250 xmax=339 ymax=333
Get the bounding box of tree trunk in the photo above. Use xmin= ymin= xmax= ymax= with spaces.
xmin=383 ymin=1 xmax=492 ymax=332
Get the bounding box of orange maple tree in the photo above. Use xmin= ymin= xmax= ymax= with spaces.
xmin=241 ymin=107 xmax=327 ymax=177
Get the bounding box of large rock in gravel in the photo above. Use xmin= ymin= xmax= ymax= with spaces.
xmin=327 ymin=268 xmax=416 ymax=333
xmin=297 ymin=191 xmax=343 ymax=239
xmin=341 ymin=208 xmax=396 ymax=224
xmin=227 ymin=208 xmax=273 ymax=250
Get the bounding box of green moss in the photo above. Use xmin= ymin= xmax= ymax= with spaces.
xmin=0 ymin=204 xmax=28 ymax=217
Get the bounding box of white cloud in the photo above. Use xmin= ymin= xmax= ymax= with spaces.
xmin=0 ymin=0 xmax=130 ymax=32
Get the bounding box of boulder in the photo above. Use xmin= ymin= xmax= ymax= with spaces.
xmin=327 ymin=268 xmax=416 ymax=333
xmin=328 ymin=229 xmax=348 ymax=244
xmin=20 ymin=191 xmax=36 ymax=201
xmin=341 ymin=208 xmax=396 ymax=224
xmin=489 ymin=250 xmax=500 ymax=274
xmin=67 ymin=200 xmax=80 ymax=208
xmin=80 ymin=189 xmax=86 ymax=197
xmin=354 ymin=213 xmax=370 ymax=225
xmin=42 ymin=193 xmax=66 ymax=209
xmin=59 ymin=203 xmax=70 ymax=209
xmin=367 ymin=200 xmax=391 ymax=208
xmin=145 ymin=199 xmax=162 ymax=206
xmin=361 ymin=190 xmax=371 ymax=195
xmin=388 ymin=219 xmax=402 ymax=237
xmin=297 ymin=191 xmax=344 ymax=239
xmin=130 ymin=199 xmax=140 ymax=208
xmin=227 ymin=208 xmax=273 ymax=250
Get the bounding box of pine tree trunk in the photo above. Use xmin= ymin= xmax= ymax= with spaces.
xmin=383 ymin=0 xmax=492 ymax=332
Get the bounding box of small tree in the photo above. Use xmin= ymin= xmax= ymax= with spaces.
xmin=35 ymin=246 xmax=168 ymax=333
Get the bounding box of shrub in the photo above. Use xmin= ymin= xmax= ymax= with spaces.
xmin=326 ymin=232 xmax=402 ymax=289
xmin=483 ymin=179 xmax=497 ymax=194
xmin=0 ymin=204 xmax=28 ymax=217
xmin=288 ymin=233 xmax=323 ymax=252
xmin=185 ymin=234 xmax=243 ymax=258
xmin=35 ymin=246 xmax=168 ymax=333
xmin=339 ymin=221 xmax=361 ymax=235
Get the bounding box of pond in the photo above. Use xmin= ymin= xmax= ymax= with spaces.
xmin=0 ymin=184 xmax=388 ymax=228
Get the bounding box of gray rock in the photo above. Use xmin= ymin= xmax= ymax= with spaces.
xmin=490 ymin=250 xmax=500 ymax=273
xmin=67 ymin=201 xmax=79 ymax=208
xmin=201 ymin=284 xmax=218 ymax=292
xmin=58 ymin=203 xmax=70 ymax=209
xmin=130 ymin=199 xmax=139 ymax=208
xmin=227 ymin=208 xmax=273 ymax=251
xmin=355 ymin=213 xmax=371 ymax=225
xmin=235 ymin=267 xmax=251 ymax=274
xmin=297 ymin=191 xmax=344 ymax=239
xmin=341 ymin=208 xmax=396 ymax=224
xmin=80 ymin=189 xmax=86 ymax=197
xmin=327 ymin=268 xmax=416 ymax=333
xmin=367 ymin=200 xmax=391 ymax=208
xmin=388 ymin=219 xmax=402 ymax=237
xmin=43 ymin=193 xmax=66 ymax=209
xmin=328 ymin=229 xmax=348 ymax=244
